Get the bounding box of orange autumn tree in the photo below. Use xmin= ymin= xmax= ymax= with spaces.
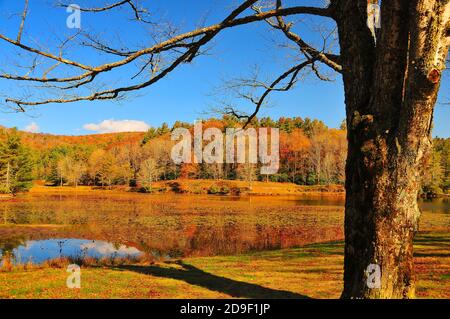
xmin=279 ymin=129 xmax=311 ymax=183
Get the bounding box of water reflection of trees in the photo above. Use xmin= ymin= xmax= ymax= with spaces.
xmin=0 ymin=236 xmax=27 ymax=265
xmin=0 ymin=194 xmax=446 ymax=258
xmin=0 ymin=237 xmax=26 ymax=254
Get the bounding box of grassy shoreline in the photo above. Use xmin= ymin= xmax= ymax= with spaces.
xmin=1 ymin=183 xmax=447 ymax=298
xmin=26 ymin=179 xmax=345 ymax=197
xmin=1 ymin=232 xmax=448 ymax=299
xmin=23 ymin=181 xmax=449 ymax=198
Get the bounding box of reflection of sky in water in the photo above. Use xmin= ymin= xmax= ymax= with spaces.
xmin=0 ymin=239 xmax=142 ymax=264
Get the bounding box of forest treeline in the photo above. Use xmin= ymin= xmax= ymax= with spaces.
xmin=0 ymin=116 xmax=448 ymax=195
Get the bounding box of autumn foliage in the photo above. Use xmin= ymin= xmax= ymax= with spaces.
xmin=0 ymin=116 xmax=448 ymax=195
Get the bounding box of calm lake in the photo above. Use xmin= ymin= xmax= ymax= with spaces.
xmin=0 ymin=193 xmax=449 ymax=264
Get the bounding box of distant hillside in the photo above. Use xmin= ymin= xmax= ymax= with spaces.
xmin=0 ymin=116 xmax=448 ymax=196
xmin=0 ymin=125 xmax=145 ymax=150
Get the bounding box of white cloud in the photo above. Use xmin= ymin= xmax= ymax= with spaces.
xmin=83 ymin=119 xmax=150 ymax=133
xmin=24 ymin=122 xmax=39 ymax=133
xmin=80 ymin=241 xmax=141 ymax=255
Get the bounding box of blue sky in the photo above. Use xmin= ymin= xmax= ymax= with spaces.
xmin=0 ymin=0 xmax=448 ymax=137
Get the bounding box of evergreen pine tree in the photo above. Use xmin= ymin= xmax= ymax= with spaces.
xmin=0 ymin=133 xmax=34 ymax=194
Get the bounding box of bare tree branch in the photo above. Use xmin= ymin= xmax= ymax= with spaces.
xmin=223 ymin=59 xmax=317 ymax=127
xmin=253 ymin=1 xmax=342 ymax=73
xmin=58 ymin=0 xmax=130 ymax=13
xmin=59 ymin=0 xmax=155 ymax=24
xmin=17 ymin=0 xmax=29 ymax=44
xmin=0 ymin=1 xmax=335 ymax=110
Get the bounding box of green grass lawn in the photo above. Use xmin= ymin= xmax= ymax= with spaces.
xmin=0 ymin=232 xmax=448 ymax=299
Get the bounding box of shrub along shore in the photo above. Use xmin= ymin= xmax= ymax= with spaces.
xmin=26 ymin=179 xmax=345 ymax=197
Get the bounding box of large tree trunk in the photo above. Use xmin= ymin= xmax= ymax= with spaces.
xmin=334 ymin=0 xmax=450 ymax=298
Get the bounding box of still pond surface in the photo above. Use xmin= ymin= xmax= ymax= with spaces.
xmin=0 ymin=193 xmax=448 ymax=264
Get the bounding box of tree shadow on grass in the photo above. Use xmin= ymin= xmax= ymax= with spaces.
xmin=118 ymin=261 xmax=310 ymax=299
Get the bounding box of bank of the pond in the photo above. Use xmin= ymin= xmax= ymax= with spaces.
xmin=28 ymin=180 xmax=345 ymax=197
xmin=1 ymin=232 xmax=448 ymax=299
xmin=27 ymin=181 xmax=450 ymax=199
